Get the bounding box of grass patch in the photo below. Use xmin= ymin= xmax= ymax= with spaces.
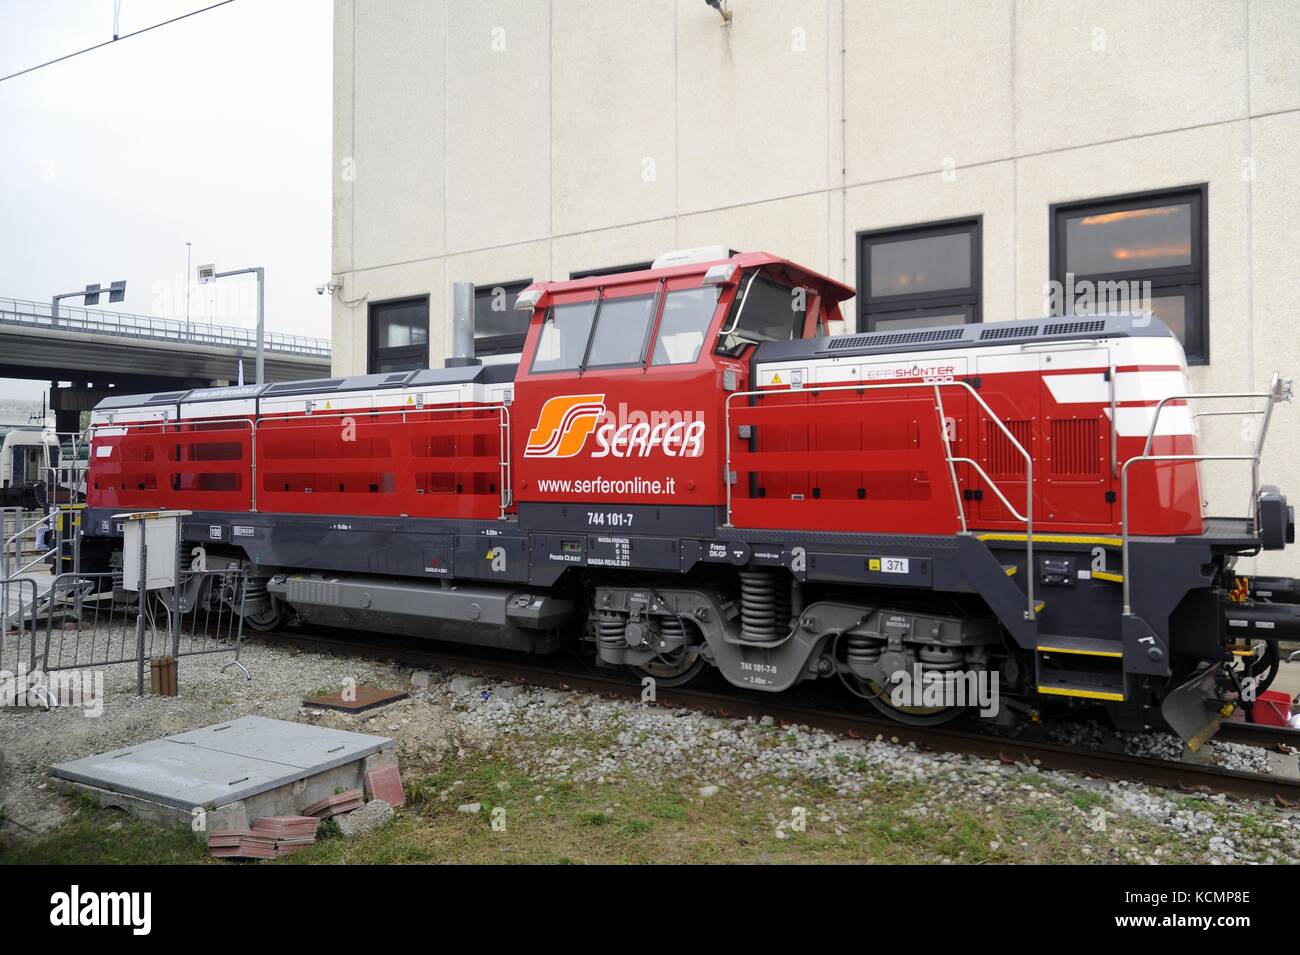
xmin=1 ymin=805 xmax=208 ymax=865
xmin=3 ymin=722 xmax=1265 ymax=865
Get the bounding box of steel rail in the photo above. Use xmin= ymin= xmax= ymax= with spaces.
xmin=253 ymin=627 xmax=1300 ymax=803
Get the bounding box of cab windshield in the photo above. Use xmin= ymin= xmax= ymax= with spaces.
xmin=715 ymin=272 xmax=807 ymax=355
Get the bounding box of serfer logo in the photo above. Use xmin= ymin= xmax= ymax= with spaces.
xmin=524 ymin=393 xmax=606 ymax=458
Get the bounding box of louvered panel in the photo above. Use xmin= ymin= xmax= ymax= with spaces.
xmin=1051 ymin=418 xmax=1100 ymax=477
xmin=985 ymin=419 xmax=1032 ymax=475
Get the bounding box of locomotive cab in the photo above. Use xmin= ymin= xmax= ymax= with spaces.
xmin=511 ymin=248 xmax=854 ymax=513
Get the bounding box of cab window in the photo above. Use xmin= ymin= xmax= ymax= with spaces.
xmin=585 ymin=293 xmax=658 ymax=368
xmin=530 ymin=299 xmax=597 ymax=373
xmin=716 ymin=273 xmax=807 ymax=355
xmin=652 ymin=286 xmax=721 ymax=365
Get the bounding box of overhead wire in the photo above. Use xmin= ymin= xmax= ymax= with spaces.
xmin=0 ymin=0 xmax=238 ymax=84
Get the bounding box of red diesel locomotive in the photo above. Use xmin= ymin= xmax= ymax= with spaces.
xmin=82 ymin=248 xmax=1298 ymax=743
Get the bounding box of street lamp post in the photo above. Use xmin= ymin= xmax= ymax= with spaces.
xmin=197 ymin=263 xmax=265 ymax=384
xmin=184 ymin=241 xmax=192 ymax=337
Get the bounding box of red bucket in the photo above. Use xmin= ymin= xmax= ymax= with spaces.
xmin=1248 ymin=689 xmax=1294 ymax=726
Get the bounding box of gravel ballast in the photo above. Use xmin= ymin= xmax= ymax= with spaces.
xmin=3 ymin=636 xmax=1298 ymax=864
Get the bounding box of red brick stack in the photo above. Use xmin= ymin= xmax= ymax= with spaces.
xmin=208 ymin=815 xmax=321 ymax=859
xmin=303 ymin=789 xmax=365 ymax=819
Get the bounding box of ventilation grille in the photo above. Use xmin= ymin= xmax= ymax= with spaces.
xmin=384 ymin=373 xmax=410 ymax=384
xmin=985 ymin=420 xmax=1033 ymax=476
xmin=288 ymin=578 xmax=341 ymax=606
xmin=266 ymin=378 xmax=344 ymax=394
xmin=1050 ymin=418 xmax=1100 ymax=476
xmin=979 ymin=323 xmax=1039 ymax=341
xmin=827 ymin=327 xmax=966 ymax=351
xmin=1044 ymin=319 xmax=1106 ymax=336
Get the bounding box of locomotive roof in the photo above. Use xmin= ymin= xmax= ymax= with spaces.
xmin=529 ymin=251 xmax=856 ymax=302
xmin=755 ymin=312 xmax=1174 ymax=363
xmin=92 ymin=362 xmax=517 ymax=410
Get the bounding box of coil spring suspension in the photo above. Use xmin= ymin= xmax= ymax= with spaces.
xmin=238 ymin=575 xmax=268 ymax=611
xmin=657 ymin=614 xmax=687 ymax=651
xmin=844 ymin=633 xmax=884 ymax=680
xmin=918 ymin=645 xmax=964 ymax=673
xmin=594 ymin=611 xmax=627 ymax=653
xmin=739 ymin=569 xmax=787 ymax=642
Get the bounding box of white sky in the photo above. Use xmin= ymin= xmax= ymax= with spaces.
xmin=0 ymin=0 xmax=332 ymax=401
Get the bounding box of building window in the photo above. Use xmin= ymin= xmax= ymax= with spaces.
xmin=473 ymin=279 xmax=532 ymax=357
xmin=368 ymin=296 xmax=429 ymax=373
xmin=1051 ymin=186 xmax=1206 ymax=363
xmin=856 ymin=219 xmax=981 ymax=332
xmin=570 ymin=261 xmax=653 ymax=280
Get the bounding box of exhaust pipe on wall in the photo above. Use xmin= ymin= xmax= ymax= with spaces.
xmin=445 ymin=281 xmax=480 ymax=368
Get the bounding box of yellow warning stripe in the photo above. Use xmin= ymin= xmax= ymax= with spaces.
xmin=1003 ymin=565 xmax=1018 ymax=576
xmin=1037 ymin=685 xmax=1125 ymax=702
xmin=1037 ymin=645 xmax=1123 ymax=659
xmin=978 ymin=532 xmax=1123 ymax=547
xmin=1092 ymin=570 xmax=1124 ymax=583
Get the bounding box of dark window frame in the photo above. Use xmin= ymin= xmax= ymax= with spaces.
xmin=367 ymin=294 xmax=429 ymax=373
xmin=473 ymin=278 xmax=533 ymax=357
xmin=1050 ymin=185 xmax=1208 ymax=364
xmin=580 ymin=287 xmax=663 ymax=371
xmin=855 ymin=217 xmax=982 ymax=332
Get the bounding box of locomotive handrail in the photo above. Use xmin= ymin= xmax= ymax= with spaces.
xmin=253 ymin=403 xmax=513 ymax=520
xmin=1138 ymin=372 xmax=1291 ymax=533
xmin=89 ymin=416 xmax=258 ymax=511
xmin=947 ymin=457 xmax=1028 ymax=523
xmin=724 ymin=378 xmax=1037 ymax=622
xmin=1120 ymin=454 xmax=1257 ymax=617
xmin=90 ymin=402 xmax=515 ymax=519
xmin=1139 ymin=373 xmax=1288 ymax=458
xmin=1120 ymin=373 xmax=1292 ymax=617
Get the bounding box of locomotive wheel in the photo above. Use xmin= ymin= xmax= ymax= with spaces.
xmin=630 ymin=646 xmax=707 ymax=688
xmin=242 ymin=608 xmax=284 ymax=632
xmin=857 ymin=677 xmax=966 ymax=727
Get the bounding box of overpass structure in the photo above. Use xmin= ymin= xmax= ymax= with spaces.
xmin=0 ymin=297 xmax=331 ymax=432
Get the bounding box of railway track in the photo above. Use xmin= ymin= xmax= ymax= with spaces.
xmin=251 ymin=626 xmax=1300 ymax=804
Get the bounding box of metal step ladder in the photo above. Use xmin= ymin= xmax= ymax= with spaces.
xmin=1034 ymin=634 xmax=1125 ymax=702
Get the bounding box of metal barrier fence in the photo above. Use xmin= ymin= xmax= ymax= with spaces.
xmin=1 ymin=576 xmax=42 ymax=672
xmin=2 ymin=567 xmax=249 ymax=707
xmin=47 ymin=567 xmax=250 ymax=694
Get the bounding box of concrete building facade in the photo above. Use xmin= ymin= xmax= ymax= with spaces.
xmin=332 ymin=0 xmax=1300 ymax=572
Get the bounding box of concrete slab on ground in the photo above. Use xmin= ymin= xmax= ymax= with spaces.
xmin=50 ymin=716 xmax=395 ymax=817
